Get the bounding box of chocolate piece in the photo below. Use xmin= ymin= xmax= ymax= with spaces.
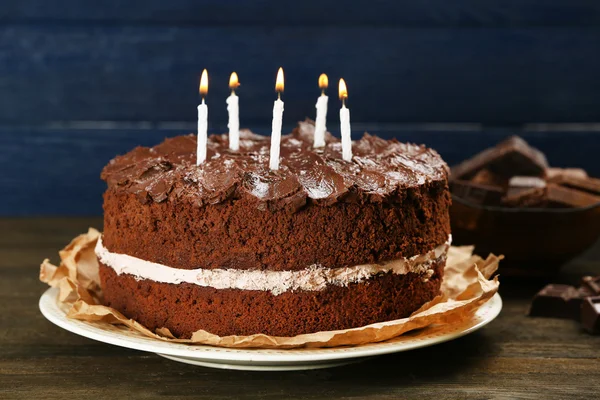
xmin=551 ymin=176 xmax=600 ymax=196
xmin=545 ymin=184 xmax=600 ymax=208
xmin=471 ymin=169 xmax=508 ymax=187
xmin=502 ymin=176 xmax=547 ymax=206
xmin=503 ymin=186 xmax=535 ymax=199
xmin=580 ymin=296 xmax=600 ymax=334
xmin=502 ymin=187 xmax=546 ymax=208
xmin=582 ymin=276 xmax=600 ymax=295
xmin=451 ymin=136 xmax=548 ymax=180
xmin=451 ymin=180 xmax=504 ymax=205
xmin=529 ymin=284 xmax=588 ymax=320
xmin=508 ymin=176 xmax=546 ymax=189
xmin=546 ymin=167 xmax=588 ymax=181
xmin=503 ymin=184 xmax=600 ymax=208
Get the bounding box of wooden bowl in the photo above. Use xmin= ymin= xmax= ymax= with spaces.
xmin=450 ymin=195 xmax=600 ymax=275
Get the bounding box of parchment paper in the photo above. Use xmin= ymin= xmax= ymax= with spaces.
xmin=40 ymin=228 xmax=501 ymax=349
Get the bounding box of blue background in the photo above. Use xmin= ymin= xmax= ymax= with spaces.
xmin=2 ymin=0 xmax=600 ymax=215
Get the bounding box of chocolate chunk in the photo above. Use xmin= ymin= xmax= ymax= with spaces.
xmin=470 ymin=169 xmax=508 ymax=187
xmin=545 ymin=184 xmax=600 ymax=208
xmin=546 ymin=167 xmax=588 ymax=181
xmin=551 ymin=176 xmax=600 ymax=196
xmin=504 ymin=186 xmax=536 ymax=199
xmin=502 ymin=176 xmax=547 ymax=205
xmin=508 ymin=176 xmax=546 ymax=189
xmin=529 ymin=284 xmax=588 ymax=320
xmin=451 ymin=136 xmax=548 ymax=180
xmin=504 ymin=184 xmax=600 ymax=208
xmin=502 ymin=187 xmax=546 ymax=208
xmin=582 ymin=276 xmax=600 ymax=295
xmin=581 ymin=296 xmax=600 ymax=334
xmin=451 ymin=180 xmax=504 ymax=205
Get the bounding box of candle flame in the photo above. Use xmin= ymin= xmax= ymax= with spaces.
xmin=199 ymin=69 xmax=208 ymax=97
xmin=275 ymin=67 xmax=284 ymax=93
xmin=338 ymin=78 xmax=348 ymax=101
xmin=319 ymin=73 xmax=328 ymax=90
xmin=229 ymin=72 xmax=240 ymax=90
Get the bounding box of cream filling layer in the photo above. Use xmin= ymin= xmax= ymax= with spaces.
xmin=95 ymin=236 xmax=451 ymax=296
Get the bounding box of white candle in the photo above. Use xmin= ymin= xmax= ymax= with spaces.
xmin=314 ymin=73 xmax=329 ymax=148
xmin=270 ymin=68 xmax=285 ymax=170
xmin=270 ymin=98 xmax=284 ymax=170
xmin=197 ymin=69 xmax=209 ymax=165
xmin=227 ymin=72 xmax=240 ymax=151
xmin=339 ymin=78 xmax=352 ymax=161
xmin=340 ymin=105 xmax=352 ymax=161
xmin=197 ymin=100 xmax=208 ymax=165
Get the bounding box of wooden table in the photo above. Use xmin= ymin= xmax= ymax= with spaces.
xmin=2 ymin=218 xmax=599 ymax=399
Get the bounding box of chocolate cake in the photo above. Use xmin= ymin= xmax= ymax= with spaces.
xmin=97 ymin=120 xmax=451 ymax=337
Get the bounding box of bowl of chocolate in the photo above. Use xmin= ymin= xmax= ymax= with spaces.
xmin=450 ymin=136 xmax=600 ymax=275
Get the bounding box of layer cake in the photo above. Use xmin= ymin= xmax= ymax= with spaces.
xmin=97 ymin=120 xmax=451 ymax=337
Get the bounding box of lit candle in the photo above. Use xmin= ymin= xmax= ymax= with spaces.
xmin=269 ymin=67 xmax=285 ymax=170
xmin=339 ymin=78 xmax=352 ymax=161
xmin=227 ymin=72 xmax=240 ymax=151
xmin=197 ymin=69 xmax=209 ymax=165
xmin=314 ymin=73 xmax=328 ymax=148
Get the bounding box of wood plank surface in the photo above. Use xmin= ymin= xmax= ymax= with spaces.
xmin=1 ymin=217 xmax=599 ymax=399
xmin=2 ymin=0 xmax=600 ymax=26
xmin=1 ymin=25 xmax=600 ymax=124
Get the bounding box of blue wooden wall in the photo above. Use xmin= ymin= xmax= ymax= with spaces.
xmin=2 ymin=1 xmax=600 ymax=215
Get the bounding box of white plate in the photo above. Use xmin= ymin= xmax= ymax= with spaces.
xmin=39 ymin=288 xmax=502 ymax=371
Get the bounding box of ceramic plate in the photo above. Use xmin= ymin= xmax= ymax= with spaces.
xmin=39 ymin=288 xmax=502 ymax=371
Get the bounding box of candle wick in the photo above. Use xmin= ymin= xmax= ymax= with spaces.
xmin=202 ymin=97 xmax=206 ymax=105
xmin=277 ymin=91 xmax=281 ymax=101
xmin=231 ymin=89 xmax=235 ymax=96
xmin=321 ymin=90 xmax=325 ymax=96
xmin=342 ymin=98 xmax=346 ymax=108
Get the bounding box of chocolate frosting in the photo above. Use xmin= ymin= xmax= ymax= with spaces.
xmin=101 ymin=120 xmax=449 ymax=211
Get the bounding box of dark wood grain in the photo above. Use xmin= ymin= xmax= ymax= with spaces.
xmin=2 ymin=0 xmax=600 ymax=26
xmin=2 ymin=25 xmax=600 ymax=125
xmin=2 ymin=125 xmax=600 ymax=216
xmin=1 ymin=217 xmax=599 ymax=399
